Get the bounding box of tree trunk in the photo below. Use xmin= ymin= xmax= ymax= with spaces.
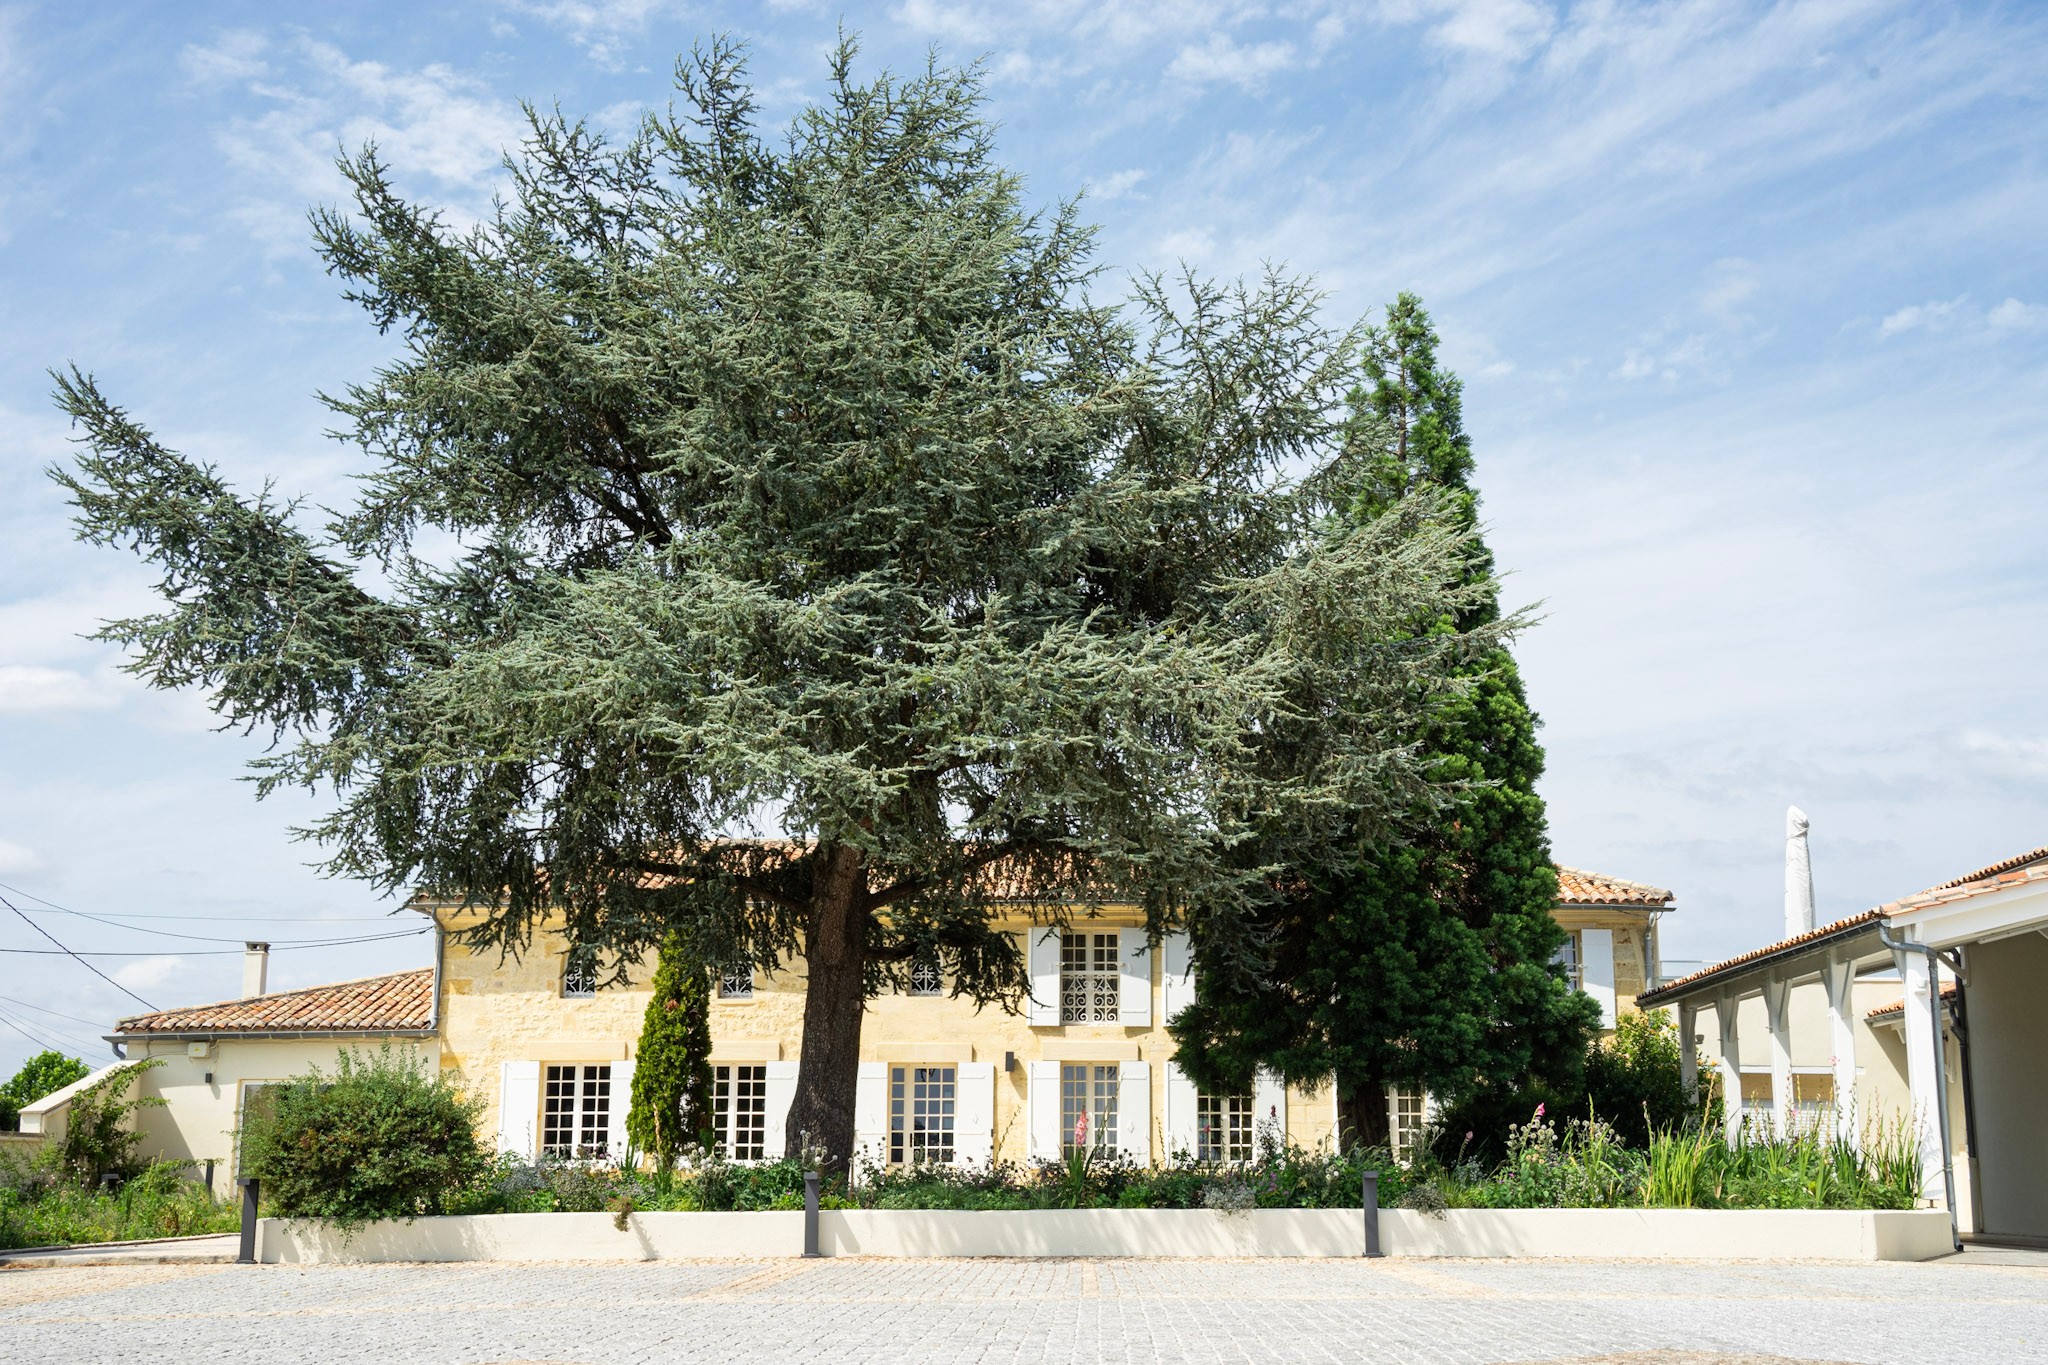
xmin=784 ymin=843 xmax=870 ymax=1175
xmin=1337 ymin=1076 xmax=1391 ymax=1153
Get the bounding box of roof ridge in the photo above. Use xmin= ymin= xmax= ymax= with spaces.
xmin=116 ymin=966 xmax=432 ymax=1028
xmin=1922 ymin=844 xmax=2048 ymax=893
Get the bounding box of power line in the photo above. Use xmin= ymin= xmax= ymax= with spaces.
xmin=0 ymin=927 xmax=430 ymax=957
xmin=0 ymin=879 xmax=418 ymax=945
xmin=0 ymin=881 xmax=400 ymax=924
xmin=0 ymin=1004 xmax=66 ymax=1055
xmin=0 ymin=994 xmax=113 ymax=1029
xmin=0 ymin=892 xmax=156 ymax=1011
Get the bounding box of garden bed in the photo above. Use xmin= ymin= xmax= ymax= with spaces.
xmin=256 ymin=1207 xmax=1953 ymax=1263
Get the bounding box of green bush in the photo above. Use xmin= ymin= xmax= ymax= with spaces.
xmin=0 ymin=1155 xmax=236 ymax=1251
xmin=237 ymin=1047 xmax=487 ymax=1229
xmin=58 ymin=1060 xmax=165 ymax=1187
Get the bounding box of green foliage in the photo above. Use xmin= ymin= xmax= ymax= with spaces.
xmin=1583 ymin=1010 xmax=1706 ymax=1148
xmin=1 ymin=1051 xmax=92 ymax=1129
xmin=627 ymin=934 xmax=715 ymax=1170
xmin=1173 ymin=292 xmax=1592 ymax=1142
xmin=1438 ymin=1009 xmax=1710 ymax=1163
xmin=0 ymin=1156 xmax=236 ymax=1251
xmin=53 ymin=37 xmax=1494 ymax=1169
xmin=57 ymin=1060 xmax=165 ymax=1187
xmin=236 ymin=1047 xmax=488 ymax=1229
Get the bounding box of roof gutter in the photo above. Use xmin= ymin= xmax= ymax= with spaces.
xmin=106 ymin=1029 xmax=439 ymax=1044
xmin=1875 ymin=918 xmax=1962 ymax=1253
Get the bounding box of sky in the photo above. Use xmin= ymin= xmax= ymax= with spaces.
xmin=1 ymin=0 xmax=2044 ymax=1078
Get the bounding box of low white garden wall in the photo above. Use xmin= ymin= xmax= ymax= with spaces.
xmin=257 ymin=1207 xmax=1952 ymax=1264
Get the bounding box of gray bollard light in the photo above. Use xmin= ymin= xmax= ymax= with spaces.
xmin=1362 ymin=1169 xmax=1384 ymax=1258
xmin=237 ymin=1177 xmax=260 ymax=1264
xmin=803 ymin=1169 xmax=821 ymax=1258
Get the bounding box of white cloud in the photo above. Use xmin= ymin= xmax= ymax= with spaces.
xmin=1959 ymin=729 xmax=2048 ymax=781
xmin=1611 ymin=348 xmax=1657 ymax=381
xmin=0 ymin=665 xmax=124 ymax=714
xmin=180 ymin=30 xmax=268 ymax=84
xmin=205 ymin=37 xmax=527 ymax=255
xmin=1876 ymin=296 xmax=1967 ymax=339
xmin=0 ymin=839 xmax=43 ymax=876
xmin=1379 ymin=0 xmax=1557 ymax=62
xmin=1167 ymin=32 xmax=1299 ymax=91
xmin=496 ymin=0 xmax=677 ymax=66
xmin=1988 ymin=297 xmax=2048 ymax=331
xmin=1085 ymin=168 xmax=1147 ymax=202
xmin=111 ymin=955 xmax=190 ymax=993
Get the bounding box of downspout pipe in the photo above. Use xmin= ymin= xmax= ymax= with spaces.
xmin=1875 ymin=919 xmax=1961 ymax=1252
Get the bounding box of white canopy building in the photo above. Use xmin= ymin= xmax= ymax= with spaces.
xmin=1639 ymin=844 xmax=2048 ymax=1250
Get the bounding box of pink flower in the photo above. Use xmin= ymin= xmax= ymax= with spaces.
xmin=1534 ymin=1102 xmax=1546 ymax=1119
xmin=1073 ymin=1109 xmax=1090 ymax=1147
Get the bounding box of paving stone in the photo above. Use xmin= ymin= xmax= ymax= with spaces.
xmin=0 ymin=1257 xmax=2043 ymax=1364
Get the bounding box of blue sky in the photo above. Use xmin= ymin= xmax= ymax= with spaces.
xmin=2 ymin=0 xmax=2044 ymax=1076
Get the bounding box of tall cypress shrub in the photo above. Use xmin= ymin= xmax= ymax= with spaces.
xmin=1173 ymin=294 xmax=1597 ymax=1147
xmin=627 ymin=933 xmax=714 ymax=1170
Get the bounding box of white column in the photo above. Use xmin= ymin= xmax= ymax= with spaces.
xmin=1763 ymin=978 xmax=1794 ymax=1140
xmin=1714 ymin=993 xmax=1743 ymax=1146
xmin=1895 ymin=948 xmax=1946 ymax=1206
xmin=1820 ymin=957 xmax=1859 ymax=1148
xmin=1677 ymin=1001 xmax=1700 ymax=1106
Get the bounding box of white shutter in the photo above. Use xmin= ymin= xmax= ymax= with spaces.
xmin=1161 ymin=931 xmax=1196 ymax=1022
xmin=852 ymin=1061 xmax=889 ymax=1173
xmin=1026 ymin=1060 xmax=1062 ymax=1160
xmin=760 ymin=1061 xmax=799 ymax=1160
xmin=1118 ymin=928 xmax=1153 ymax=1027
xmin=606 ymin=1059 xmax=636 ymax=1164
xmin=1581 ymin=928 xmax=1617 ymax=1027
xmin=1254 ymin=1067 xmax=1287 ymax=1151
xmin=1028 ymin=929 xmax=1062 ymax=1026
xmin=1162 ymin=1060 xmax=1199 ymax=1159
xmin=498 ymin=1060 xmax=540 ymax=1157
xmin=1118 ymin=1059 xmax=1151 ymax=1165
xmin=955 ymin=1061 xmax=995 ymax=1168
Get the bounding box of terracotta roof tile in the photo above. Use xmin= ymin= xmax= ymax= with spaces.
xmin=115 ymin=968 xmax=433 ymax=1036
xmin=1641 ymin=847 xmax=2048 ymax=1007
xmin=1554 ymin=866 xmax=1675 ymax=907
xmin=1866 ymin=982 xmax=1959 ymax=1021
xmin=1923 ymin=845 xmax=2048 ymax=893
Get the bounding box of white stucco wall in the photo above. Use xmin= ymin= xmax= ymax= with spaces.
xmin=1961 ymin=932 xmax=2048 ymax=1240
xmin=125 ymin=1036 xmax=431 ymax=1196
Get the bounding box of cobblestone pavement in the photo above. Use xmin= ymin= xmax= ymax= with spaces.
xmin=2 ymin=1257 xmax=2043 ymax=1365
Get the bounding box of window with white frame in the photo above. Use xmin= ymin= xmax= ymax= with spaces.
xmin=1389 ymin=1088 xmax=1426 ymax=1162
xmin=719 ymin=962 xmax=754 ymax=999
xmin=542 ymin=1063 xmax=611 ymax=1157
xmin=561 ymin=950 xmax=597 ymax=1000
xmin=1059 ymin=932 xmax=1120 ymax=1024
xmin=1196 ymin=1091 xmax=1254 ymax=1162
xmin=1060 ymin=1062 xmax=1118 ymax=1156
xmin=888 ymin=1064 xmax=956 ymax=1164
xmin=712 ymin=1064 xmax=767 ymax=1160
xmin=1552 ymin=932 xmax=1583 ymax=992
xmin=907 ymin=957 xmax=943 ymax=997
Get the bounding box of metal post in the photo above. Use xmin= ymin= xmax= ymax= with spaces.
xmin=1362 ymin=1169 xmax=1383 ymax=1258
xmin=237 ymin=1177 xmax=259 ymax=1264
xmin=802 ymin=1169 xmax=821 ymax=1258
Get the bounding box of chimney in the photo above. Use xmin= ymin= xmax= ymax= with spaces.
xmin=243 ymin=942 xmax=270 ymax=999
xmin=1784 ymin=807 xmax=1815 ymax=940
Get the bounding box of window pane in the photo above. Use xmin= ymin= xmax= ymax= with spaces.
xmin=892 ymin=1064 xmax=956 ymax=1164
xmin=1196 ymin=1092 xmax=1253 ymax=1162
xmin=713 ymin=1063 xmax=767 ymax=1161
xmin=1060 ymin=932 xmax=1121 ymax=1024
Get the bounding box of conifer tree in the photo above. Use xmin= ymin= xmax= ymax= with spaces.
xmin=51 ymin=44 xmax=1499 ymax=1170
xmin=1172 ymin=294 xmax=1596 ymax=1147
xmin=627 ymin=933 xmax=715 ymax=1171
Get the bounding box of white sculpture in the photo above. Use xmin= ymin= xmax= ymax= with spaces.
xmin=1785 ymin=805 xmax=1815 ymax=939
